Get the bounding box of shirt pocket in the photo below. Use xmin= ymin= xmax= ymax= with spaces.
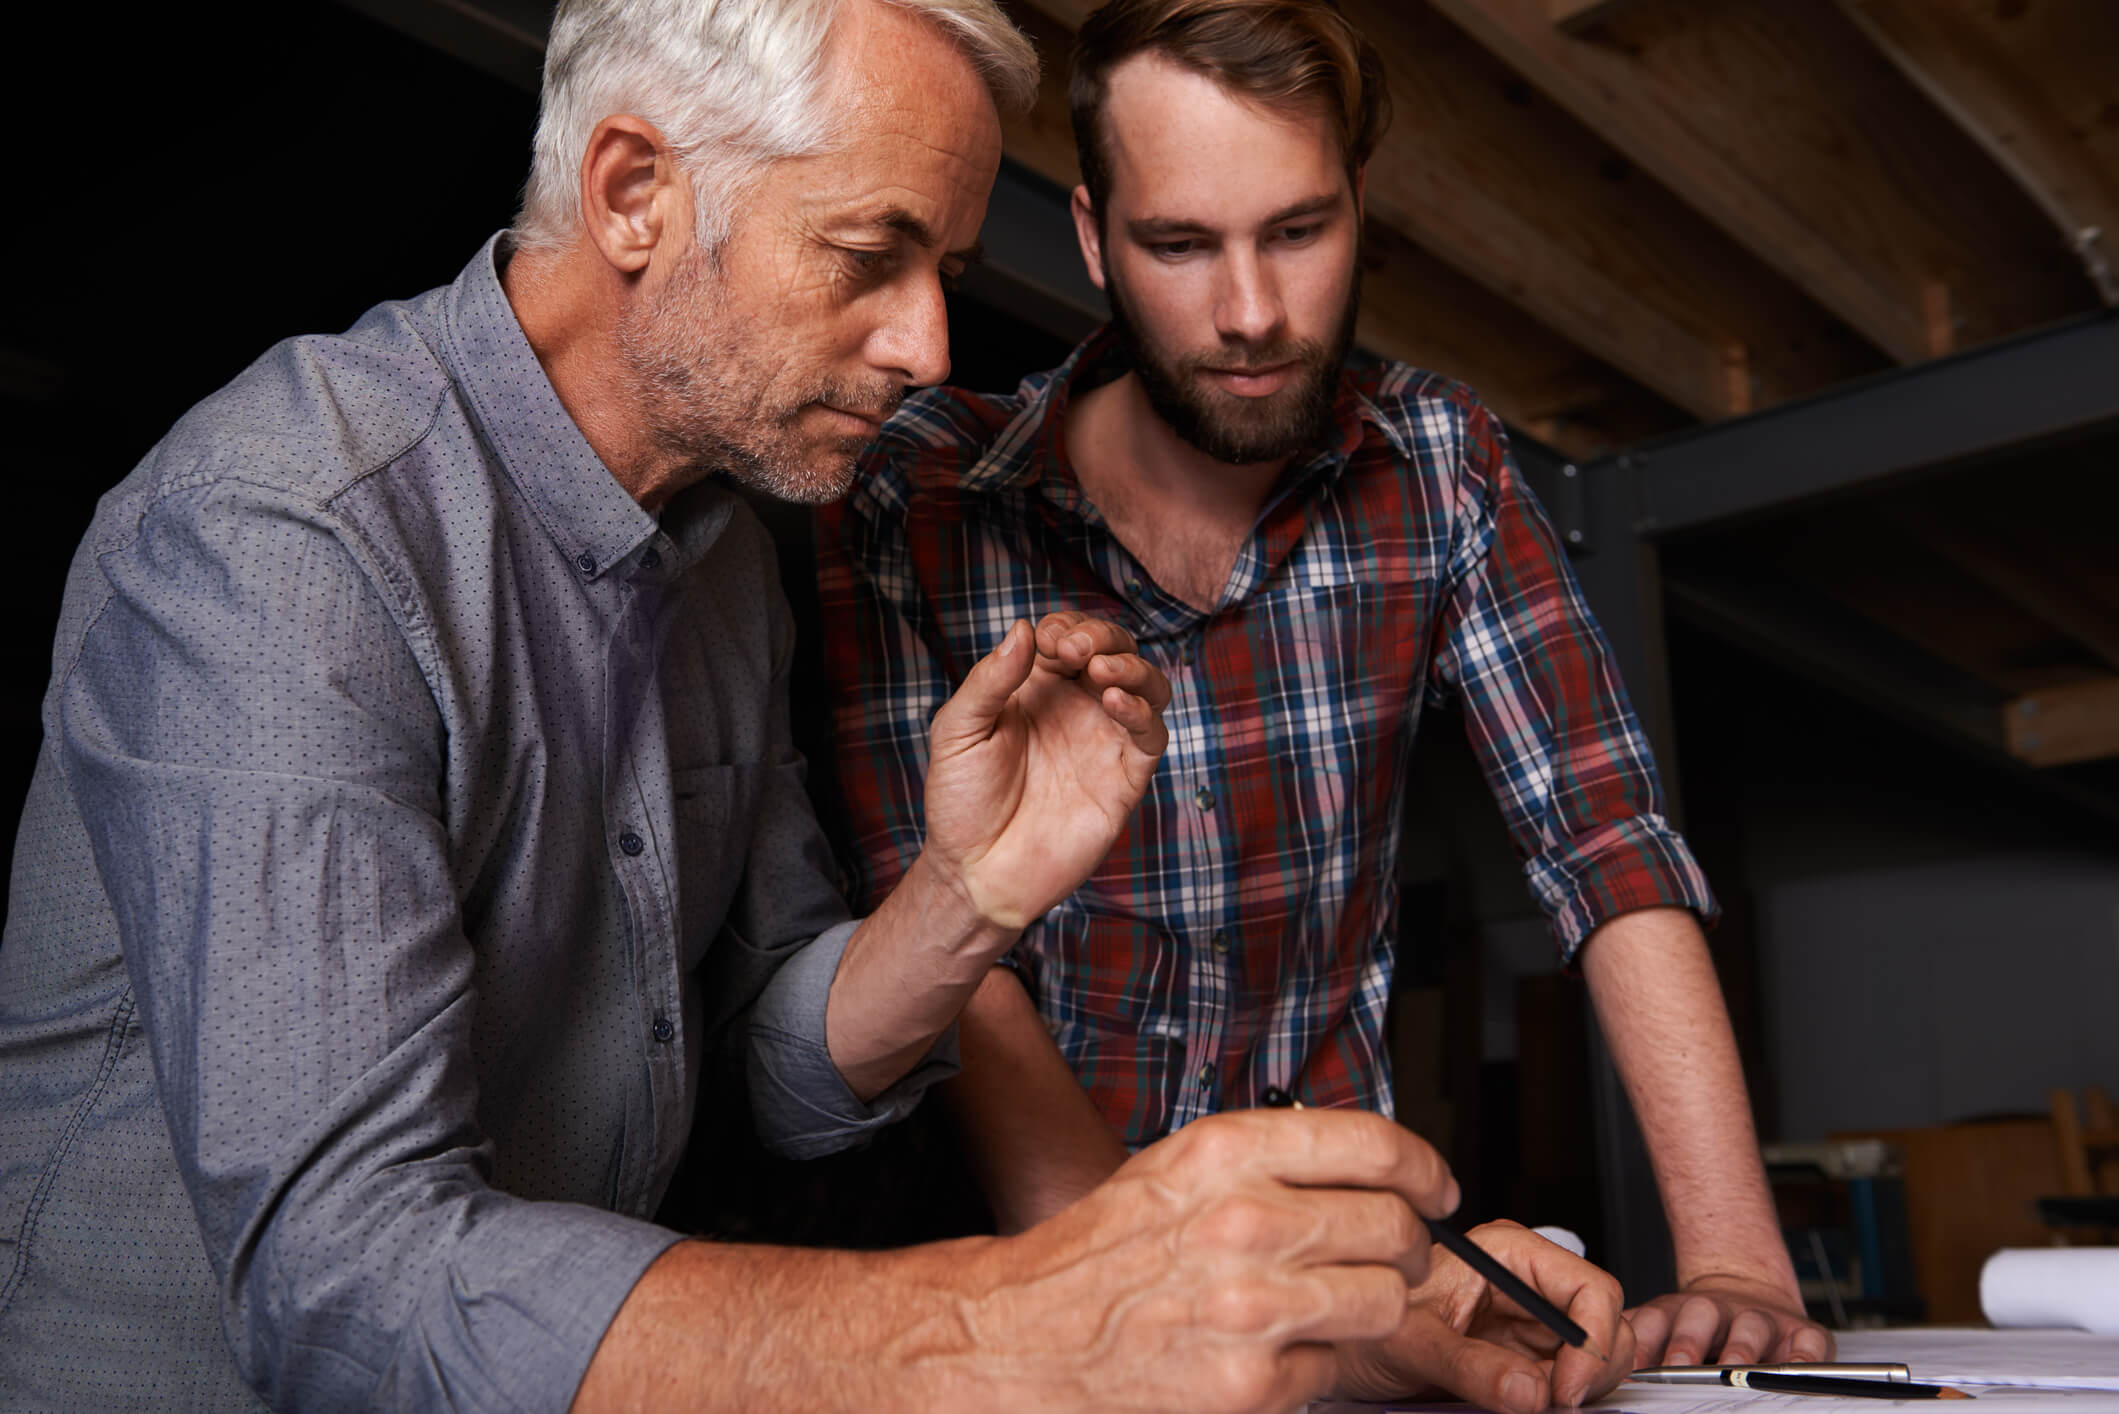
xmin=669 ymin=763 xmax=763 ymax=971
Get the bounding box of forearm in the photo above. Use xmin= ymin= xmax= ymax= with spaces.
xmin=1577 ymin=908 xmax=1795 ymax=1293
xmin=573 ymin=1237 xmax=996 ymax=1414
xmin=827 ymin=850 xmax=1017 ymax=1100
xmin=945 ymin=968 xmax=1131 ymax=1232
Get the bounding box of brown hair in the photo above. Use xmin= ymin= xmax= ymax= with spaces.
xmin=1068 ymin=0 xmax=1390 ymax=218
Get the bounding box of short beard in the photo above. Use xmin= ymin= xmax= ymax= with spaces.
xmin=614 ymin=244 xmax=902 ymax=505
xmin=1103 ymin=248 xmax=1359 ymax=466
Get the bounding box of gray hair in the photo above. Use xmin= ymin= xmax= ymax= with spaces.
xmin=513 ymin=0 xmax=1039 ymax=254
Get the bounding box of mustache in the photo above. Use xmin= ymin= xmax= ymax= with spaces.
xmin=791 ymin=379 xmax=906 ymax=426
xmin=1177 ymin=340 xmax=1330 ymax=379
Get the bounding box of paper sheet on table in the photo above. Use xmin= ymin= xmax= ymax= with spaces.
xmin=1311 ymin=1329 xmax=2119 ymax=1414
xmin=1835 ymin=1328 xmax=2119 ymax=1390
xmin=1312 ymin=1392 xmax=2119 ymax=1414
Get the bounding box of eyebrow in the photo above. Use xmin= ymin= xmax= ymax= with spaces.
xmin=860 ymin=207 xmax=984 ymax=264
xmin=1125 ymin=192 xmax=1345 ymax=242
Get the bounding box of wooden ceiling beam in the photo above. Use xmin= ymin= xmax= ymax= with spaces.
xmin=1836 ymin=0 xmax=2119 ymax=306
xmin=1426 ymin=0 xmax=2098 ymax=364
xmin=1547 ymin=0 xmax=1636 ymax=33
xmin=1889 ymin=506 xmax=2119 ymax=678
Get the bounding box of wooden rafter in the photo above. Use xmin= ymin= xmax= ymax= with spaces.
xmin=1836 ymin=0 xmax=2119 ymax=305
xmin=1427 ymin=0 xmax=2099 ymax=363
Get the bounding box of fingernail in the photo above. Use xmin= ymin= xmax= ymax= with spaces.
xmin=1504 ymin=1372 xmax=1541 ymax=1411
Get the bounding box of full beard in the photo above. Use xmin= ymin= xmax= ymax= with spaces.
xmin=1104 ymin=254 xmax=1360 ymax=467
xmin=615 ymin=246 xmax=902 ymax=504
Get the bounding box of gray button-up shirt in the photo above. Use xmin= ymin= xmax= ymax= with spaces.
xmin=0 ymin=236 xmax=951 ymax=1410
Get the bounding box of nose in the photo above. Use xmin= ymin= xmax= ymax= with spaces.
xmin=868 ymin=271 xmax=952 ymax=389
xmin=1215 ymin=244 xmax=1285 ymax=347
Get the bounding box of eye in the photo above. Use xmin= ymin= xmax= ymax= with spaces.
xmin=1277 ymin=223 xmax=1321 ymax=245
xmin=836 ymin=245 xmax=893 ymax=281
xmin=1150 ymin=239 xmax=1198 ymax=260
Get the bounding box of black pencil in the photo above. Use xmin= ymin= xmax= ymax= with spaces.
xmin=1424 ymin=1213 xmax=1594 ymax=1354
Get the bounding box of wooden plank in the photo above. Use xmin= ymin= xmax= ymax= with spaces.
xmin=1428 ymin=0 xmax=2099 ymax=364
xmin=1342 ymin=1 xmax=1885 ymax=419
xmin=1890 ymin=505 xmax=2119 ymax=676
xmin=994 ymin=0 xmax=1082 ymax=188
xmin=1837 ymin=0 xmax=2119 ymax=305
xmin=1547 ymin=0 xmax=1635 ymax=32
xmin=2005 ymin=676 xmax=2119 ymax=768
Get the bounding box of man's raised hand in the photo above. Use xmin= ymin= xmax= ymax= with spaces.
xmin=922 ymin=612 xmax=1171 ymax=929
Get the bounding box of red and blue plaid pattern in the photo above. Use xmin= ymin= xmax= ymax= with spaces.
xmin=817 ymin=330 xmax=1715 ymax=1149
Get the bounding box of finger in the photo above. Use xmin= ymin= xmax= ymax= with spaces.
xmin=1713 ymin=1307 xmax=1779 ymax=1366
xmin=1087 ymin=649 xmax=1174 ymax=712
xmin=1100 ymin=684 xmax=1171 ymax=760
xmin=1390 ymin=1305 xmax=1554 ymax=1414
xmin=927 ymin=621 xmax=1033 ymax=752
xmin=1034 ymin=611 xmax=1135 ymax=669
xmin=1783 ymin=1319 xmax=1836 ymax=1363
xmin=1547 ymin=1271 xmax=1631 ymax=1405
xmin=1660 ymin=1293 xmax=1730 ymax=1368
xmin=1223 ymin=1109 xmax=1461 ymax=1217
xmin=1193 ymin=1187 xmax=1430 ymax=1278
xmin=1625 ymin=1301 xmax=1674 ymax=1368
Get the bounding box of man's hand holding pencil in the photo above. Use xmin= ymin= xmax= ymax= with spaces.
xmin=1330 ymin=1219 xmax=1637 ymax=1411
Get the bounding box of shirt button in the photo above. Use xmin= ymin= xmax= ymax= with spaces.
xmin=619 ymin=831 xmax=645 ymax=856
xmin=1211 ymin=929 xmax=1230 ymax=955
xmin=1125 ymin=576 xmax=1144 ymax=597
xmin=1194 ymin=785 xmax=1215 ymax=813
xmin=574 ymin=551 xmax=597 ymax=575
xmin=652 ymin=1016 xmax=674 ymax=1043
xmin=1198 ymin=1062 xmax=1216 ymax=1089
xmin=639 ymin=547 xmax=662 ymax=570
xmin=1180 ymin=641 xmax=1195 ymax=665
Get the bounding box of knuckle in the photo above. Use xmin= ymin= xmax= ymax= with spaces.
xmin=1192 ymin=1194 xmax=1276 ymax=1252
xmin=1200 ymin=1278 xmax=1281 ymax=1336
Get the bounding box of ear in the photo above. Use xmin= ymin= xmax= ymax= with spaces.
xmin=578 ymin=114 xmax=684 ymax=276
xmin=1069 ymin=185 xmax=1107 ymax=293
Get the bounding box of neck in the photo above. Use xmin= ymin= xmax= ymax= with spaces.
xmin=502 ymin=241 xmax=690 ymax=512
xmin=1068 ymin=371 xmax=1286 ymax=523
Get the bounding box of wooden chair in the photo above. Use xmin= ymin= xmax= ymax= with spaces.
xmin=2042 ymin=1087 xmax=2119 ymax=1240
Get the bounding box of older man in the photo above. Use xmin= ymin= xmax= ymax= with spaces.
xmin=0 ymin=1 xmax=1629 ymax=1411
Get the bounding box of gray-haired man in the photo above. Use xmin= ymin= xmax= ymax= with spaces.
xmin=0 ymin=2 xmax=1623 ymax=1410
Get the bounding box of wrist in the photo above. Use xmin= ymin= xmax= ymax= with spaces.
xmin=902 ymin=849 xmax=1023 ymax=966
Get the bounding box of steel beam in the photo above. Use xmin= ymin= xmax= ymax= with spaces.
xmin=1608 ymin=311 xmax=2119 ymax=538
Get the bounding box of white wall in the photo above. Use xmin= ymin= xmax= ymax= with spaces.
xmin=1760 ymin=851 xmax=2119 ymax=1139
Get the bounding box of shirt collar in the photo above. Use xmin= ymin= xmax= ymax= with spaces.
xmin=437 ymin=232 xmax=729 ymax=578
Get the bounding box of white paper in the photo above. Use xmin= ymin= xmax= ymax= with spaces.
xmin=1838 ymin=1325 xmax=2119 ymax=1389
xmin=1982 ymin=1250 xmax=2119 ymax=1336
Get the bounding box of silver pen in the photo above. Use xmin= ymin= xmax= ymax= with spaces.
xmin=1632 ymin=1365 xmax=1912 ymax=1385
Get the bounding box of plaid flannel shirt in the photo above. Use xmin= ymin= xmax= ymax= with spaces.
xmin=817 ymin=330 xmax=1715 ymax=1148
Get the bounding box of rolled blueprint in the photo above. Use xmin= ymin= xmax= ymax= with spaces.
xmin=1980 ymin=1247 xmax=2119 ymax=1333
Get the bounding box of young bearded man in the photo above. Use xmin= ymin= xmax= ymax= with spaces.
xmin=820 ymin=0 xmax=1828 ymax=1382
xmin=0 ymin=1 xmax=1635 ymax=1410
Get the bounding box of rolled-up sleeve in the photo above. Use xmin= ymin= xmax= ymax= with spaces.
xmin=59 ymin=479 xmax=676 ymax=1411
xmin=1426 ymin=401 xmax=1718 ymax=961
